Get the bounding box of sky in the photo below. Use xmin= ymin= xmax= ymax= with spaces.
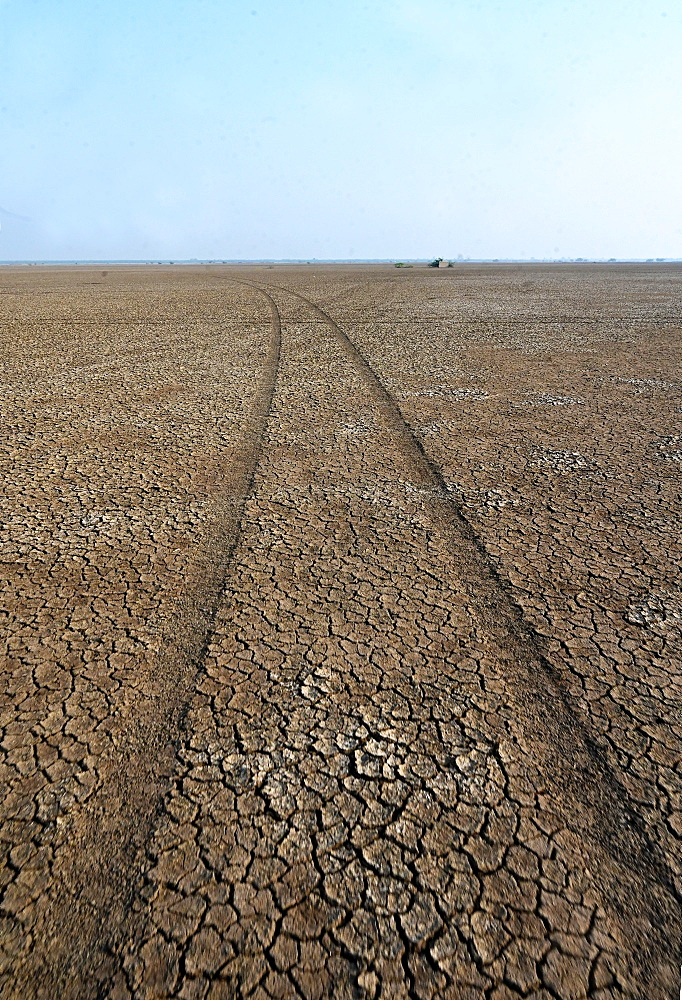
xmin=1 ymin=0 xmax=681 ymax=261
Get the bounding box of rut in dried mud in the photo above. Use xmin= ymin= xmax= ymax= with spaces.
xmin=2 ymin=268 xmax=680 ymax=1000
xmin=264 ymin=281 xmax=680 ymax=892
xmin=2 ymin=283 xmax=282 ymax=998
xmin=99 ymin=280 xmax=679 ymax=1000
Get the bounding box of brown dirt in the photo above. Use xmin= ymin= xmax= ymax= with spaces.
xmin=1 ymin=263 xmax=680 ymax=999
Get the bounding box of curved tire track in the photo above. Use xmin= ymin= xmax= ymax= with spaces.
xmin=96 ymin=275 xmax=679 ymax=998
xmin=5 ymin=285 xmax=282 ymax=998
xmin=253 ymin=280 xmax=681 ymax=950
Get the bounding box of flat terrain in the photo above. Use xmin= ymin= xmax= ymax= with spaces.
xmin=1 ymin=264 xmax=680 ymax=999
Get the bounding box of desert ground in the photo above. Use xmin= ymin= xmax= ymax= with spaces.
xmin=1 ymin=263 xmax=680 ymax=999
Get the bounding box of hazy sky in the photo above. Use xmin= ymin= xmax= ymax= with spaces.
xmin=1 ymin=0 xmax=681 ymax=260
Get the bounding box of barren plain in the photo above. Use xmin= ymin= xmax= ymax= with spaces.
xmin=1 ymin=263 xmax=680 ymax=999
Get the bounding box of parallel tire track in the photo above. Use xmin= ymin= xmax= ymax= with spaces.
xmin=85 ymin=274 xmax=679 ymax=998
xmin=7 ymin=285 xmax=282 ymax=998
xmin=252 ymin=280 xmax=681 ymax=966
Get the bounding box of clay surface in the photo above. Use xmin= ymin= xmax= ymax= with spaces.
xmin=1 ymin=264 xmax=680 ymax=998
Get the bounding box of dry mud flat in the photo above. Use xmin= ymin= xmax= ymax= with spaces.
xmin=0 ymin=264 xmax=680 ymax=999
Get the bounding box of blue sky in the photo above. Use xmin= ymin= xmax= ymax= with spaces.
xmin=1 ymin=0 xmax=680 ymax=260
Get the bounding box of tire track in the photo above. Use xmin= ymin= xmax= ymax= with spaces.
xmin=252 ymin=281 xmax=681 ymax=944
xmin=101 ymin=277 xmax=678 ymax=997
xmin=6 ymin=285 xmax=282 ymax=998
xmin=95 ymin=276 xmax=679 ymax=997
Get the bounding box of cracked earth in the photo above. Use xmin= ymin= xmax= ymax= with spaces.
xmin=1 ymin=264 xmax=680 ymax=999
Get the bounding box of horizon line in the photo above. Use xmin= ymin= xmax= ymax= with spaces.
xmin=1 ymin=257 xmax=681 ymax=266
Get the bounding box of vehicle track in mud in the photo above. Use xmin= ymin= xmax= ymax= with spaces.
xmin=99 ymin=278 xmax=679 ymax=999
xmin=258 ymin=280 xmax=680 ymax=894
xmin=3 ymin=267 xmax=680 ymax=999
xmin=2 ymin=282 xmax=282 ymax=997
xmin=323 ymin=267 xmax=682 ymax=901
